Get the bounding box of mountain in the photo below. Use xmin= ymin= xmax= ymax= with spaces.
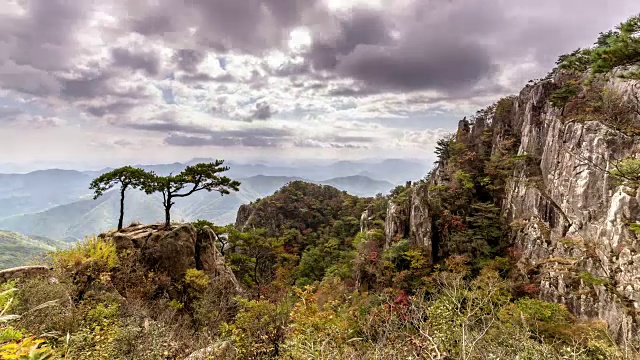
xmin=0 ymin=159 xmax=418 ymax=216
xmin=0 ymin=230 xmax=67 ymax=269
xmin=235 ymin=180 xmax=376 ymax=237
xmin=0 ymin=169 xmax=93 ymax=219
xmin=0 ymin=176 xmax=319 ymax=240
xmin=0 ymin=171 xmax=394 ymax=241
xmin=384 ymin=67 xmax=640 ymax=341
xmin=318 ymin=175 xmax=394 ymax=197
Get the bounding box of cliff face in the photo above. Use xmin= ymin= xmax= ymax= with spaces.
xmin=505 ymin=77 xmax=640 ymax=342
xmin=384 ymin=73 xmax=640 ymax=342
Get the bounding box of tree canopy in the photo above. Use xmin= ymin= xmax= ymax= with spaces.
xmin=89 ymin=166 xmax=155 ymax=230
xmin=146 ymin=161 xmax=241 ymax=227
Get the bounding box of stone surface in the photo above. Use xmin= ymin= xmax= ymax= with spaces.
xmin=384 ymin=199 xmax=410 ymax=248
xmin=196 ymin=226 xmax=241 ymax=292
xmin=0 ymin=265 xmax=50 ymax=283
xmin=384 ymin=71 xmax=640 ymax=342
xmin=502 ymin=75 xmax=640 ymax=342
xmin=100 ymin=223 xmax=240 ymax=291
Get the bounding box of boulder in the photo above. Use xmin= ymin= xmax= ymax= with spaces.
xmin=100 ymin=223 xmax=240 ymax=290
xmin=0 ymin=266 xmax=50 ymax=283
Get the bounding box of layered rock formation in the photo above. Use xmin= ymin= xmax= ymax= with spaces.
xmin=384 ymin=73 xmax=640 ymax=342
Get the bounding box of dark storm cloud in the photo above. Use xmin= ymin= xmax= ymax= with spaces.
xmin=303 ymin=1 xmax=500 ymax=93
xmin=127 ymin=0 xmax=326 ymax=53
xmin=0 ymin=0 xmax=89 ymax=97
xmin=86 ymin=101 xmax=139 ymax=118
xmin=178 ymin=73 xmax=237 ymax=84
xmin=307 ymin=7 xmax=391 ymax=71
xmin=60 ymin=72 xmax=115 ymax=99
xmin=1 ymin=0 xmax=638 ymax=126
xmin=123 ymin=0 xmax=503 ymax=94
xmin=111 ymin=48 xmax=162 ymax=76
xmin=0 ymin=61 xmax=61 ymax=96
xmin=336 ymin=38 xmax=495 ymax=92
xmin=0 ymin=0 xmax=87 ymax=72
xmin=251 ymin=102 xmax=274 ymax=121
xmin=119 ymin=115 xmax=215 ymax=135
xmin=327 ymin=86 xmax=378 ymax=97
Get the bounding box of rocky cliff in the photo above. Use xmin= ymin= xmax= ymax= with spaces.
xmin=384 ymin=72 xmax=640 ymax=342
xmin=100 ymin=223 xmax=240 ymax=296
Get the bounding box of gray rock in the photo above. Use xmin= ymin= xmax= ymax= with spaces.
xmin=0 ymin=265 xmax=50 ymax=283
xmin=384 ymin=70 xmax=640 ymax=343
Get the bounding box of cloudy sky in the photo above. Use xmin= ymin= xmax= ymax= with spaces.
xmin=0 ymin=0 xmax=638 ymax=172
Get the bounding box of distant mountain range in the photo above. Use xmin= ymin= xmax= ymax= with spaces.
xmin=80 ymin=158 xmax=429 ymax=184
xmin=0 ymin=159 xmax=425 ymax=242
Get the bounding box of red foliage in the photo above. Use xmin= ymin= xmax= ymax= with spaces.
xmin=394 ymin=290 xmax=409 ymax=307
xmin=283 ymin=244 xmax=295 ymax=255
xmin=368 ymin=251 xmax=379 ymax=262
xmin=514 ymin=282 xmax=541 ymax=297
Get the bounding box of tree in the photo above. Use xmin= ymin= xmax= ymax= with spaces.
xmin=147 ymin=161 xmax=241 ymax=227
xmin=89 ymin=166 xmax=154 ymax=231
xmin=549 ymin=82 xmax=580 ymax=116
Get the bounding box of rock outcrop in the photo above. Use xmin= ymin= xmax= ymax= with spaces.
xmin=0 ymin=266 xmax=50 ymax=283
xmin=384 ymin=72 xmax=640 ymax=342
xmin=100 ymin=223 xmax=240 ymax=292
xmin=384 ymin=198 xmax=411 ymax=248
xmin=384 ymin=181 xmax=432 ymax=247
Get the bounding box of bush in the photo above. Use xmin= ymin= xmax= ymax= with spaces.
xmin=221 ymin=297 xmax=291 ymax=359
xmin=609 ymin=157 xmax=640 ymax=189
xmin=52 ymin=236 xmax=119 ymax=274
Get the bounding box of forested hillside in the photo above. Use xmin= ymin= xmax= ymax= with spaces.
xmin=0 ymin=231 xmax=66 ymax=269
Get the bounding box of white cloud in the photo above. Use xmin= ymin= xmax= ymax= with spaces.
xmin=0 ymin=0 xmax=637 ymax=169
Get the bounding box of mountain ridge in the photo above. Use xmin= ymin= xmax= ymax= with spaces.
xmin=0 ymin=174 xmax=395 ymax=241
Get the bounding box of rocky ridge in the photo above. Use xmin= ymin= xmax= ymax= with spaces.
xmin=383 ymin=72 xmax=640 ymax=342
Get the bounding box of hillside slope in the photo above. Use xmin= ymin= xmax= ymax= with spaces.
xmin=0 ymin=230 xmax=66 ymax=269
xmin=0 ymin=170 xmax=93 ymax=219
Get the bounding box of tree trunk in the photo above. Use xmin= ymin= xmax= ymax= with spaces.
xmin=164 ymin=199 xmax=172 ymax=228
xmin=118 ymin=187 xmax=126 ymax=231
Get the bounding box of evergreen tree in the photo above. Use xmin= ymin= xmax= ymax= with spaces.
xmin=146 ymin=161 xmax=241 ymax=227
xmin=89 ymin=166 xmax=155 ymax=231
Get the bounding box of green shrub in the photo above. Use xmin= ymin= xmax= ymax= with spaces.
xmin=0 ymin=327 xmax=23 ymax=342
xmin=609 ymin=157 xmax=640 ymax=189
xmin=53 ymin=236 xmax=118 ymax=273
xmin=221 ymin=297 xmax=291 ymax=359
xmin=185 ymin=269 xmax=210 ymax=291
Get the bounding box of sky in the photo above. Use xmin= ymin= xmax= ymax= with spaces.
xmin=0 ymin=0 xmax=639 ymax=172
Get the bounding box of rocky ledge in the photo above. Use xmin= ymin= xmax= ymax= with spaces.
xmin=100 ymin=223 xmax=241 ymax=293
